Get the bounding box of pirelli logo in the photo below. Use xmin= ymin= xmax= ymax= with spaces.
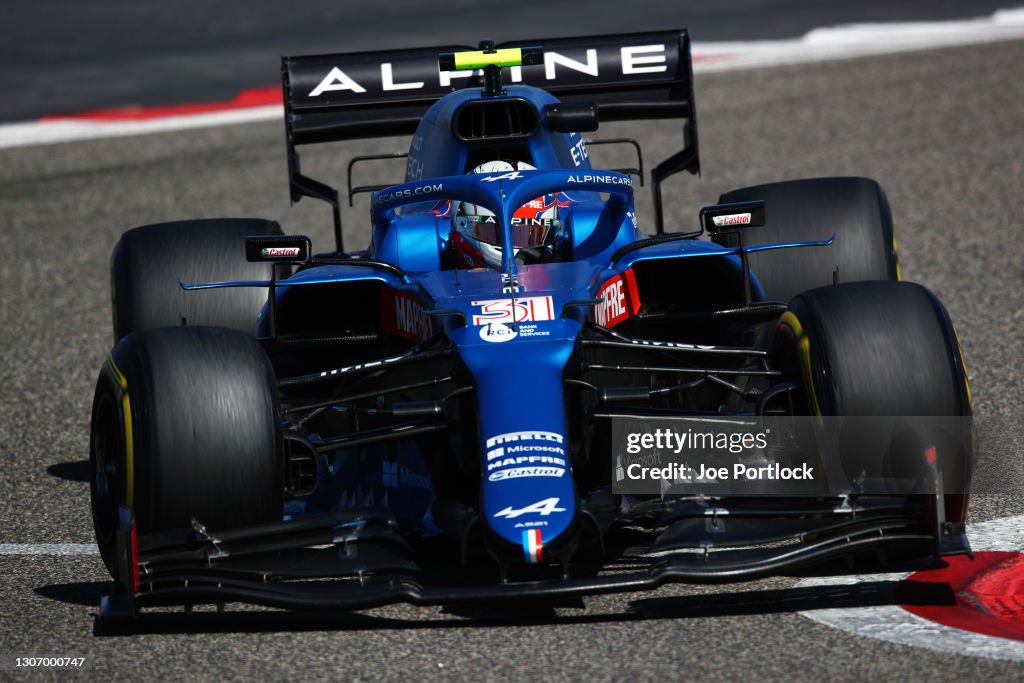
xmin=485 ymin=430 xmax=564 ymax=449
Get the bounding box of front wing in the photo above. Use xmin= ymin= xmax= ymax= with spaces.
xmin=99 ymin=494 xmax=969 ymax=621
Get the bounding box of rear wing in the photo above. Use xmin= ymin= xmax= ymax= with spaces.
xmin=281 ymin=30 xmax=700 ymax=250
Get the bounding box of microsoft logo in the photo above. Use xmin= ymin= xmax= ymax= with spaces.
xmin=382 ymin=461 xmax=399 ymax=488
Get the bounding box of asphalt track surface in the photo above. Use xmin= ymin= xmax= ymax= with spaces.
xmin=1 ymin=38 xmax=1023 ymax=682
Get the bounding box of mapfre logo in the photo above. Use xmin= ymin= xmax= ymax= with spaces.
xmin=380 ymin=290 xmax=432 ymax=341
xmin=594 ymin=270 xmax=641 ymax=328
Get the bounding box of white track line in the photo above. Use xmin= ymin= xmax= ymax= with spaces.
xmin=0 ymin=543 xmax=99 ymax=555
xmin=796 ymin=514 xmax=1024 ymax=662
xmin=0 ymin=8 xmax=1022 ymax=150
xmin=0 ymin=105 xmax=282 ymax=149
xmin=694 ymin=7 xmax=1024 ymax=71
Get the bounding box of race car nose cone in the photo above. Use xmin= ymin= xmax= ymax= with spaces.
xmin=460 ymin=335 xmax=579 ymax=565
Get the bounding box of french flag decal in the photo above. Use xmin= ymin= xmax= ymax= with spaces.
xmin=522 ymin=529 xmax=543 ymax=564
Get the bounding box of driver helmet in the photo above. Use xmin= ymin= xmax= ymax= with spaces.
xmin=451 ymin=160 xmax=561 ymax=269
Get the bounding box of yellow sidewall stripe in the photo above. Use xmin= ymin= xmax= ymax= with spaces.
xmin=778 ymin=311 xmax=823 ymax=418
xmin=105 ymin=356 xmax=134 ymax=509
xmin=952 ymin=324 xmax=973 ymax=408
xmin=893 ymin=233 xmax=902 ymax=281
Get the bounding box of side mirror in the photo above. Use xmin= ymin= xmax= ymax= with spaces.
xmin=698 ymin=200 xmax=766 ymax=235
xmin=545 ymin=103 xmax=599 ymax=133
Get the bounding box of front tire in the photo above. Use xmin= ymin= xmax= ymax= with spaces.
xmin=776 ymin=281 xmax=969 ymax=417
xmin=773 ymin=281 xmax=972 ymax=524
xmin=90 ymin=326 xmax=284 ymax=577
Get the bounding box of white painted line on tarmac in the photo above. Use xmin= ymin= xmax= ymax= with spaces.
xmin=0 ymin=105 xmax=283 ymax=150
xmin=695 ymin=7 xmax=1024 ymax=72
xmin=0 ymin=543 xmax=99 ymax=556
xmin=0 ymin=8 xmax=1022 ymax=149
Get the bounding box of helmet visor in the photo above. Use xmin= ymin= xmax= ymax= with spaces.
xmin=457 ymin=216 xmax=558 ymax=248
xmin=456 ymin=195 xmax=560 ymax=249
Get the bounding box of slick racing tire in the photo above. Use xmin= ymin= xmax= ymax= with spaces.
xmin=717 ymin=177 xmax=898 ymax=302
xmin=775 ymin=281 xmax=970 ymax=416
xmin=773 ymin=281 xmax=972 ymax=522
xmin=111 ymin=218 xmax=284 ymax=342
xmin=90 ymin=326 xmax=284 ymax=578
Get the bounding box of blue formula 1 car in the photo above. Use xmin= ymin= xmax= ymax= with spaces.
xmin=89 ymin=31 xmax=974 ymax=619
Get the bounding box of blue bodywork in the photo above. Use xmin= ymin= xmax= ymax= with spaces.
xmin=287 ymin=168 xmax=660 ymax=557
xmin=191 ymin=84 xmax=825 ymax=564
xmin=284 ymin=98 xmax=743 ymax=559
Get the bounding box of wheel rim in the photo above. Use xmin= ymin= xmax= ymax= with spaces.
xmin=90 ymin=390 xmax=123 ymax=549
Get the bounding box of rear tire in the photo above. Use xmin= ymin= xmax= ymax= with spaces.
xmin=111 ymin=218 xmax=283 ymax=342
xmin=90 ymin=326 xmax=284 ymax=577
xmin=718 ymin=177 xmax=898 ymax=302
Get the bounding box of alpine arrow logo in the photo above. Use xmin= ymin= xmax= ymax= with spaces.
xmin=493 ymin=497 xmax=566 ymax=519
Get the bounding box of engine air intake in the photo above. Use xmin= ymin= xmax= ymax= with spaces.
xmin=453 ymin=98 xmax=540 ymax=142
